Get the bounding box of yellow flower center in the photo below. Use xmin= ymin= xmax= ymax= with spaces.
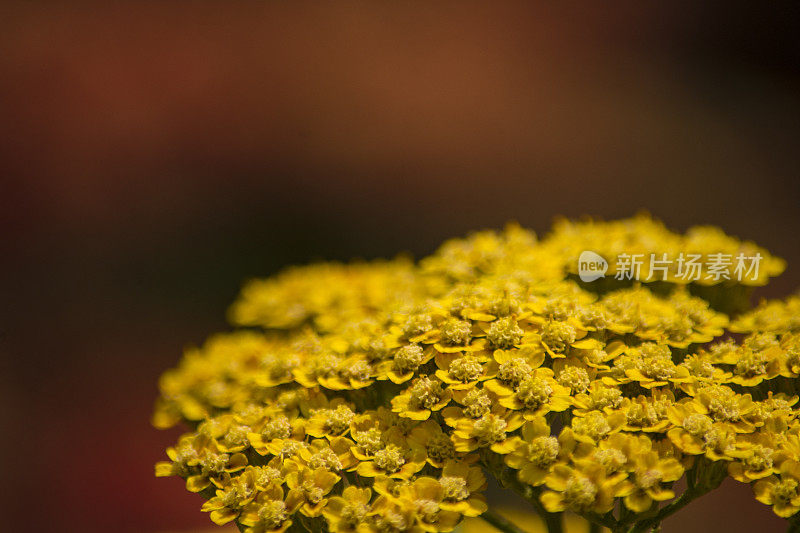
xmin=564 ymin=475 xmax=598 ymax=511
xmin=638 ymin=343 xmax=676 ymax=380
xmin=637 ymin=469 xmax=663 ymax=489
xmin=254 ymin=466 xmax=281 ymax=487
xmin=557 ymin=366 xmax=590 ymax=393
xmin=683 ymin=414 xmax=713 ymax=437
xmin=703 ymin=426 xmax=735 ymax=455
xmin=735 ymin=349 xmax=767 ymax=378
xmin=374 ymin=445 xmax=406 ymax=473
xmin=595 ymin=448 xmax=627 ymax=473
xmin=340 ymin=501 xmax=370 ymax=528
xmin=745 ymin=333 xmax=778 ymax=352
xmin=462 ymin=388 xmax=493 ymax=418
xmin=682 ymin=355 xmax=714 ymax=379
xmin=309 ymin=448 xmax=343 ymax=472
xmin=408 ymin=377 xmax=445 ymax=410
xmin=342 ymin=360 xmax=372 ymax=382
xmin=774 ymin=479 xmax=800 ymax=504
xmin=588 ymin=385 xmax=622 ymax=410
xmin=415 ymin=499 xmax=441 ymax=523
xmin=743 ymin=445 xmax=774 ymax=472
xmin=324 ymin=405 xmax=355 ymax=434
xmin=393 ymin=344 xmax=425 ymax=373
xmin=426 ymin=433 xmax=456 ymax=463
xmin=626 ymin=399 xmax=666 ymax=429
xmin=526 ymin=436 xmax=560 ymax=468
xmin=440 ymin=476 xmax=470 ymax=501
xmin=261 ymin=416 xmax=292 ymax=440
xmin=440 ymin=318 xmax=473 ymax=345
xmin=497 ymin=358 xmax=533 ymax=387
xmin=403 ymin=313 xmax=433 ymax=338
xmin=572 ymin=412 xmax=611 ymax=441
xmin=705 ymin=386 xmax=742 ymax=422
xmin=541 ymin=320 xmax=576 ymax=353
xmin=373 ymin=510 xmax=409 ymax=532
xmin=515 ymin=376 xmax=553 ymax=409
xmin=302 ymin=480 xmax=325 ymax=504
xmin=488 ymin=317 xmax=524 ymax=349
xmin=223 ymin=425 xmax=249 ymax=448
xmin=448 ymin=356 xmax=483 ymax=382
xmin=200 ymin=452 xmax=229 ymax=475
xmin=280 ymin=440 xmax=304 ymax=458
xmin=257 ymin=500 xmax=288 ymax=528
xmin=473 ymin=414 xmax=508 ymax=445
xmin=353 ymin=427 xmax=384 ymax=455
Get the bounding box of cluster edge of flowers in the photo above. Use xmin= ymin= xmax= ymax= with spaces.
xmin=154 ymin=215 xmax=800 ymax=533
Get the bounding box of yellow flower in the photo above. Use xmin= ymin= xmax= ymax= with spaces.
xmin=434 ymin=352 xmax=495 ymax=389
xmin=496 ymin=368 xmax=572 ymax=420
xmin=438 ymin=460 xmax=488 ymax=517
xmin=396 ymin=477 xmax=463 ymax=532
xmin=504 ymin=417 xmax=584 ymax=486
xmin=154 ymin=216 xmax=799 ymax=532
xmin=620 ymin=343 xmax=691 ymax=389
xmin=667 ymin=402 xmax=716 ymax=456
xmin=571 ymin=381 xmax=623 ymax=416
xmin=285 ymin=467 xmax=339 ymax=517
xmin=201 ymin=468 xmax=260 ymax=525
xmin=570 ymin=411 xmax=626 ymax=444
xmin=453 ymin=411 xmax=524 ymax=454
xmin=407 ymin=420 xmax=465 ymax=468
xmin=247 ymin=414 xmax=304 ymax=456
xmin=433 ymin=317 xmax=486 ymax=353
xmin=539 ymin=319 xmax=585 ymax=358
xmin=623 ymin=450 xmax=684 ymax=512
xmin=239 ymin=482 xmax=299 ymax=533
xmin=727 ymin=432 xmax=784 ymax=483
xmin=690 ymin=384 xmax=757 ymax=433
xmin=391 ymin=376 xmax=453 ymax=420
xmin=166 ymin=433 xmax=248 ymax=493
xmin=306 ymin=400 xmax=356 ymax=439
xmin=440 ymin=387 xmax=496 ymax=427
xmin=583 ymin=432 xmax=648 ymax=477
xmin=322 ymin=486 xmax=373 ymax=533
xmin=484 ymin=316 xmax=526 ymax=350
xmin=731 ymin=295 xmax=800 ymax=334
xmin=380 ymin=343 xmax=435 ymax=384
xmin=754 ymin=461 xmax=800 ymax=518
xmin=618 ymin=389 xmax=674 ymax=433
xmin=293 ymin=437 xmax=357 ymax=473
xmin=553 ymin=358 xmax=595 ymax=394
xmin=318 ymin=355 xmax=375 ymax=390
xmin=355 ymin=431 xmax=427 ymax=479
xmin=541 ymin=463 xmax=629 ymax=514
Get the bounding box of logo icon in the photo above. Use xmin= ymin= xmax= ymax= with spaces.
xmin=578 ymin=251 xmax=608 ymax=282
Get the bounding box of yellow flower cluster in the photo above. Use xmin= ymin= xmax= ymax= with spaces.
xmin=154 ymin=215 xmax=799 ymax=533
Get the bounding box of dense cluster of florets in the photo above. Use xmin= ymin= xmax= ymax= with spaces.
xmin=154 ymin=215 xmax=799 ymax=533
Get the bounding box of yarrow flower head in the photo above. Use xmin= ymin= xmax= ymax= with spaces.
xmin=154 ymin=215 xmax=800 ymax=533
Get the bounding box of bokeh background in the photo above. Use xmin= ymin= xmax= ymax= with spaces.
xmin=2 ymin=2 xmax=799 ymax=532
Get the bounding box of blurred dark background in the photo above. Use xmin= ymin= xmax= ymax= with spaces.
xmin=1 ymin=2 xmax=799 ymax=532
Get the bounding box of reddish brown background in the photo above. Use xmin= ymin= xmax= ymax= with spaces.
xmin=1 ymin=2 xmax=799 ymax=532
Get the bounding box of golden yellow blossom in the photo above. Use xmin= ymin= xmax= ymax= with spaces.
xmin=153 ymin=216 xmax=799 ymax=531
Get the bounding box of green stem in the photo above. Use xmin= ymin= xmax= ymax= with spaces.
xmin=481 ymin=509 xmax=529 ymax=533
xmin=543 ymin=511 xmax=564 ymax=533
xmin=589 ymin=520 xmax=602 ymax=533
